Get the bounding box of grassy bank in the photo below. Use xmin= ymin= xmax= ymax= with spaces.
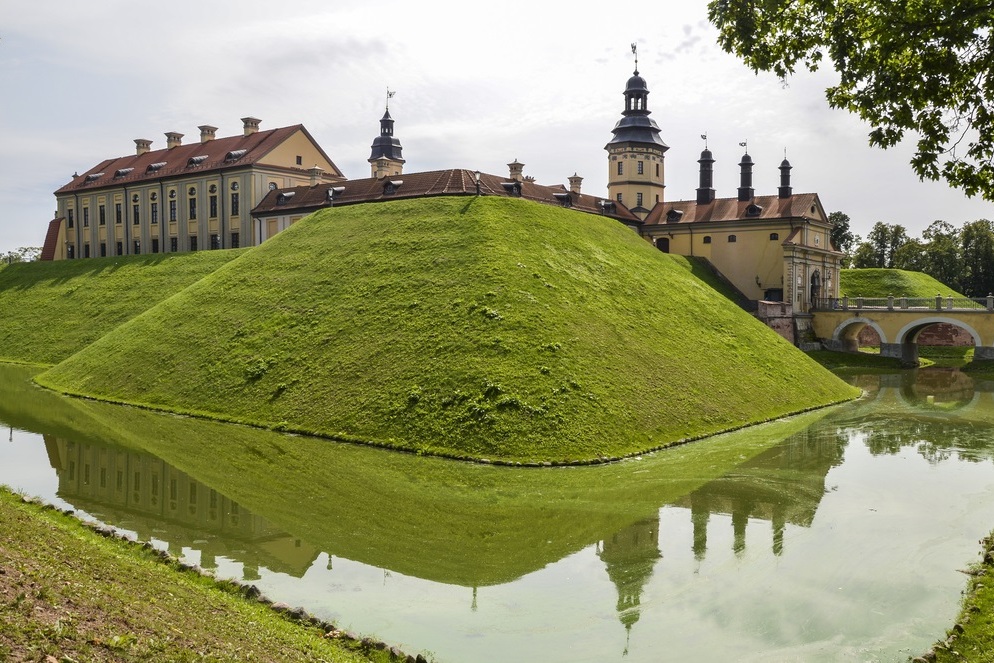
xmin=0 ymin=486 xmax=397 ymax=663
xmin=929 ymin=534 xmax=994 ymax=662
xmin=37 ymin=196 xmax=858 ymax=463
xmin=0 ymin=251 xmax=244 ymax=365
xmin=840 ymin=268 xmax=964 ymax=298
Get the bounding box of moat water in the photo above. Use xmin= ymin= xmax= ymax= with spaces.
xmin=2 ymin=364 xmax=994 ymax=662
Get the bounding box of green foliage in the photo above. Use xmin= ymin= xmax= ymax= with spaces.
xmin=2 ymin=247 xmax=41 ymax=264
xmin=36 ymin=197 xmax=857 ymax=462
xmin=0 ymin=251 xmax=245 ymax=365
xmin=828 ymin=211 xmax=855 ymax=258
xmin=839 ymin=268 xmax=965 ymax=298
xmin=960 ymin=219 xmax=994 ymax=296
xmin=709 ymin=0 xmax=994 ymax=199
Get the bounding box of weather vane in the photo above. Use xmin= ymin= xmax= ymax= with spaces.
xmin=739 ymin=140 xmax=748 ymax=153
xmin=386 ymin=87 xmax=396 ymax=110
xmin=631 ymin=42 xmax=639 ymax=74
xmin=701 ymin=132 xmax=709 ymax=149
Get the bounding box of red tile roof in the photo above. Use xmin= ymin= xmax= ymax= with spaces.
xmin=251 ymin=169 xmax=642 ymax=225
xmin=54 ymin=125 xmax=342 ymax=194
xmin=643 ymin=193 xmax=821 ymax=225
xmin=39 ymin=217 xmax=63 ymax=261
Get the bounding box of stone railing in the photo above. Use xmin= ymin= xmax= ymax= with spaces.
xmin=812 ymin=295 xmax=994 ymax=312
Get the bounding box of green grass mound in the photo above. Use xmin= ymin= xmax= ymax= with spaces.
xmin=38 ymin=196 xmax=858 ymax=462
xmin=0 ymin=250 xmax=245 ymax=365
xmin=840 ymin=268 xmax=965 ymax=298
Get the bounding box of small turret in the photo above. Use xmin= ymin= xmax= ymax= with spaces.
xmin=778 ymin=157 xmax=793 ymax=199
xmin=696 ymin=148 xmax=715 ymax=205
xmin=738 ymin=151 xmax=754 ymax=202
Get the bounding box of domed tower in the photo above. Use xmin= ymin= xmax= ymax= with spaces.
xmin=369 ymin=91 xmax=405 ymax=179
xmin=605 ymin=47 xmax=668 ymax=219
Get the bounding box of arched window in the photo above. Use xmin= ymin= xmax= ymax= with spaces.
xmin=769 ymin=232 xmax=779 ymax=241
xmin=702 ymin=236 xmax=712 ymax=244
xmin=728 ymin=235 xmax=737 ymax=243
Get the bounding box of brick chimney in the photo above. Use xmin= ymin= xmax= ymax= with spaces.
xmin=134 ymin=138 xmax=152 ymax=156
xmin=568 ymin=173 xmax=583 ymax=195
xmin=165 ymin=132 xmax=184 ymax=149
xmin=508 ymin=159 xmax=524 ymax=182
xmin=198 ymin=125 xmax=218 ymax=143
xmin=242 ymin=117 xmax=261 ymax=136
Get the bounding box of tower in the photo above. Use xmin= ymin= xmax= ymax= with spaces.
xmin=605 ymin=46 xmax=668 ymax=219
xmin=369 ymin=90 xmax=405 ymax=179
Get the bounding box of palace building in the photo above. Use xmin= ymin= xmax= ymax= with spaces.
xmin=43 ymin=118 xmax=345 ymax=260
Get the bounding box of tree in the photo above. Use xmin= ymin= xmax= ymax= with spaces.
xmin=708 ymin=0 xmax=994 ymax=199
xmin=2 ymin=247 xmax=41 ymax=264
xmin=959 ymin=219 xmax=994 ymax=296
xmin=828 ymin=211 xmax=856 ymax=258
xmin=892 ymin=240 xmax=928 ymax=273
xmin=866 ymin=222 xmax=908 ymax=268
xmin=920 ymin=220 xmax=963 ymax=291
xmin=850 ymin=241 xmax=879 ymax=269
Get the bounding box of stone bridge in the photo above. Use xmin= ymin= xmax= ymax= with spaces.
xmin=810 ymin=295 xmax=994 ymax=366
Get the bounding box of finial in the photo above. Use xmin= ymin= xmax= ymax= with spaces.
xmin=631 ymin=42 xmax=639 ymax=75
xmin=739 ymin=140 xmax=748 ymax=153
xmin=386 ymin=87 xmax=396 ymax=110
xmin=784 ymin=147 xmax=788 ymax=159
xmin=701 ymin=132 xmax=708 ymax=150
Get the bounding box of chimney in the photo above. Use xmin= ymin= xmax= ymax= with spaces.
xmin=198 ymin=125 xmax=218 ymax=143
xmin=242 ymin=117 xmax=261 ymax=136
xmin=568 ymin=173 xmax=583 ymax=195
xmin=134 ymin=138 xmax=152 ymax=156
xmin=696 ymin=149 xmax=715 ymax=205
xmin=508 ymin=159 xmax=524 ymax=182
xmin=778 ymin=158 xmax=793 ymax=199
xmin=309 ymin=165 xmax=324 ymax=186
xmin=165 ymin=132 xmax=184 ymax=149
xmin=737 ymin=152 xmax=754 ymax=202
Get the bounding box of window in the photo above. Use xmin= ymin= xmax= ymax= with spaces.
xmin=210 ymin=234 xmax=219 ymax=250
xmin=170 ymin=237 xmax=178 ymax=252
xmin=637 ymin=161 xmax=644 ymax=175
xmin=133 ymin=240 xmax=140 ymax=254
xmin=115 ymin=203 xmax=122 ymax=224
xmin=84 ymin=244 xmax=90 ymax=258
xmin=67 ymin=209 xmax=74 ymax=228
xmin=655 ymin=163 xmax=660 ymax=177
xmin=151 ymin=202 xmax=159 ymax=224
xmin=189 ymin=197 xmax=197 ymax=220
xmin=133 ymin=204 xmax=140 ymax=224
xmin=231 ymin=193 xmax=240 ymax=215
xmin=295 ymin=155 xmax=303 ymax=166
xmin=151 ymin=238 xmax=159 ymax=253
xmin=169 ymin=200 xmax=177 ymax=222
xmin=99 ymin=205 xmax=106 ymax=225
xmin=116 ymin=241 xmax=123 ymax=255
xmin=209 ymin=195 xmax=217 ymax=218
xmin=616 ymin=193 xmax=623 ymax=203
xmin=100 ymin=242 xmax=107 ymax=256
xmin=636 ymin=192 xmax=643 ymax=207
xmin=770 ymin=232 xmax=780 ymax=241
xmin=728 ymin=235 xmax=737 ymax=243
xmin=230 ymin=232 xmax=240 ymax=248
xmin=83 ymin=208 xmax=89 ymax=227
xmin=66 ymin=244 xmax=75 ymax=259
xmin=617 ymin=162 xmax=623 ymax=175
xmin=190 ymin=236 xmax=198 ymax=251
xmin=703 ymin=235 xmax=712 ymax=244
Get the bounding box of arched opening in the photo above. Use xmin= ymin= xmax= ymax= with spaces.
xmin=810 ymin=270 xmax=822 ymax=304
xmin=898 ymin=367 xmax=976 ymax=410
xmin=901 ymin=321 xmax=978 ymax=367
xmin=656 ymin=237 xmax=670 ymax=253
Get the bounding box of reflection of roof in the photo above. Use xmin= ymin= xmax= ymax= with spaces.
xmin=55 ymin=125 xmax=342 ymax=193
xmin=251 ymin=168 xmax=642 ymax=225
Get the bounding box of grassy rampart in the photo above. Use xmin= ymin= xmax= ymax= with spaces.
xmin=0 ymin=251 xmax=244 ymax=365
xmin=37 ymin=196 xmax=858 ymax=462
xmin=840 ymin=268 xmax=964 ymax=298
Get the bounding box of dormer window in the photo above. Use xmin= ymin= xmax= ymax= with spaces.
xmin=384 ymin=180 xmax=403 ymax=195
xmin=501 ymin=181 xmax=522 ymax=197
xmin=187 ymin=155 xmax=209 ymax=167
xmin=598 ymin=200 xmax=617 ymax=214
xmin=225 ymin=149 xmax=247 ymax=162
xmin=146 ymin=162 xmax=166 ymax=173
xmin=84 ymin=172 xmax=104 ymax=182
xmin=553 ymin=192 xmax=572 ymax=208
xmin=114 ymin=168 xmax=133 ymax=178
xmin=326 ymin=186 xmax=345 ymax=204
xmin=276 ymin=191 xmax=296 ymax=205
xmin=745 ymin=203 xmax=763 ymax=217
xmin=666 ymin=209 xmax=684 ymax=223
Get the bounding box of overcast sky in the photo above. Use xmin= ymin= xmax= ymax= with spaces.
xmin=2 ymin=0 xmax=992 ymax=255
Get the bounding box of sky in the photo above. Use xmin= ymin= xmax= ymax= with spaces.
xmin=2 ymin=0 xmax=992 ymax=255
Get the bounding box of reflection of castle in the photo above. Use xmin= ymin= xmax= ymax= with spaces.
xmin=44 ymin=435 xmax=319 ymax=579
xmin=597 ymin=427 xmax=844 ymax=645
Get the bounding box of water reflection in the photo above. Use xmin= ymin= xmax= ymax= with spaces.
xmin=5 ymin=364 xmax=994 ymax=661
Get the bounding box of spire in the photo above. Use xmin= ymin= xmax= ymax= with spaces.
xmin=737 ymin=143 xmax=754 ymax=202
xmin=369 ymin=91 xmax=405 ymax=178
xmin=598 ymin=516 xmax=661 ymax=647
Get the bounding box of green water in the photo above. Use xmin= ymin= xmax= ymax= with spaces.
xmin=2 ymin=364 xmax=993 ymax=662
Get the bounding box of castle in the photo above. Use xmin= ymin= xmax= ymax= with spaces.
xmin=41 ymin=65 xmax=842 ymax=324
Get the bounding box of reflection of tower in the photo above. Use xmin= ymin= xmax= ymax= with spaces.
xmin=598 ymin=515 xmax=661 ymax=654
xmin=691 ymin=494 xmax=709 ymax=561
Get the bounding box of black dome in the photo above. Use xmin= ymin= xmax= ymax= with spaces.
xmin=626 ymin=71 xmax=648 ymax=92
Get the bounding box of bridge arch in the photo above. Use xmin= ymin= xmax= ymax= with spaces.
xmin=895 ymin=316 xmax=982 ymax=346
xmin=831 ymin=317 xmax=889 ymax=351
